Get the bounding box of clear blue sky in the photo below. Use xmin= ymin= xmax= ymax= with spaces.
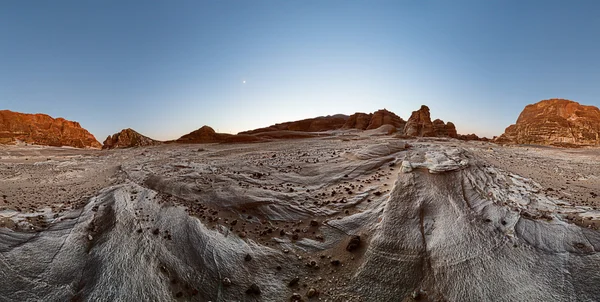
xmin=2 ymin=1 xmax=600 ymax=141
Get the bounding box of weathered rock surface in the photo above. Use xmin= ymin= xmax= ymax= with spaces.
xmin=3 ymin=139 xmax=600 ymax=301
xmin=176 ymin=125 xmax=262 ymax=144
xmin=497 ymin=99 xmax=600 ymax=147
xmin=102 ymin=128 xmax=161 ymax=149
xmin=0 ymin=110 xmax=101 ymax=148
xmin=404 ymin=105 xmax=456 ymax=137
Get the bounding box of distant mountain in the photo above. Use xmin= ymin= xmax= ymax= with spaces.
xmin=102 ymin=128 xmax=161 ymax=149
xmin=496 ymin=99 xmax=600 ymax=147
xmin=0 ymin=110 xmax=101 ymax=148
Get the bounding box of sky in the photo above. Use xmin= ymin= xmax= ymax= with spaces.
xmin=2 ymin=1 xmax=600 ymax=141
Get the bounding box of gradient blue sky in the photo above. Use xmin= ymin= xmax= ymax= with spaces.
xmin=2 ymin=1 xmax=600 ymax=141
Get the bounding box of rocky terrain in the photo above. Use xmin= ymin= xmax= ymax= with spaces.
xmin=103 ymin=128 xmax=161 ymax=149
xmin=1 ymin=133 xmax=600 ymax=301
xmin=497 ymin=99 xmax=600 ymax=147
xmin=0 ymin=110 xmax=101 ymax=148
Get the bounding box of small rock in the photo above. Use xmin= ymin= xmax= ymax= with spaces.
xmin=222 ymin=277 xmax=232 ymax=286
xmin=310 ymin=220 xmax=319 ymax=227
xmin=246 ymin=283 xmax=261 ymax=295
xmin=290 ymin=293 xmax=303 ymax=301
xmin=245 ymin=254 xmax=252 ymax=261
xmin=288 ymin=276 xmax=300 ymax=287
xmin=346 ymin=235 xmax=361 ymax=252
xmin=307 ymin=287 xmax=318 ymax=298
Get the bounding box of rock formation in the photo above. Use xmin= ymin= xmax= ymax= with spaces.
xmin=0 ymin=110 xmax=101 ymax=148
xmin=343 ymin=109 xmax=406 ymax=130
xmin=496 ymin=99 xmax=600 ymax=146
xmin=432 ymin=119 xmax=458 ymax=138
xmin=404 ymin=105 xmax=435 ymax=137
xmin=239 ymin=115 xmax=349 ymax=135
xmin=176 ymin=126 xmax=262 ymax=144
xmin=342 ymin=112 xmax=372 ymax=130
xmin=404 ymin=105 xmax=457 ymax=138
xmin=458 ymin=134 xmax=490 ymax=141
xmin=102 ymin=128 xmax=161 ymax=149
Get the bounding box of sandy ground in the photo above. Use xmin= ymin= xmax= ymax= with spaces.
xmin=1 ymin=136 xmax=600 ymax=301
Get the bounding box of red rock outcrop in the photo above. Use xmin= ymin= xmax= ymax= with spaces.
xmin=102 ymin=128 xmax=161 ymax=149
xmin=403 ymin=106 xmax=457 ymax=138
xmin=366 ymin=109 xmax=406 ymax=130
xmin=342 ymin=113 xmax=372 ymax=130
xmin=432 ymin=119 xmax=458 ymax=138
xmin=0 ymin=110 xmax=101 ymax=148
xmin=177 ymin=126 xmax=262 ymax=144
xmin=496 ymin=99 xmax=600 ymax=146
xmin=458 ymin=134 xmax=490 ymax=141
xmin=239 ymin=115 xmax=349 ymax=135
xmin=403 ymin=105 xmax=436 ymax=137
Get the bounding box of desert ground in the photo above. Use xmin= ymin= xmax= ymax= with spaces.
xmin=1 ymin=132 xmax=600 ymax=301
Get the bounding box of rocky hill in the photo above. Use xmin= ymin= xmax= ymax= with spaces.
xmin=102 ymin=128 xmax=161 ymax=149
xmin=239 ymin=115 xmax=349 ymax=135
xmin=343 ymin=109 xmax=406 ymax=130
xmin=496 ymin=99 xmax=600 ymax=147
xmin=0 ymin=110 xmax=101 ymax=148
xmin=176 ymin=126 xmax=262 ymax=144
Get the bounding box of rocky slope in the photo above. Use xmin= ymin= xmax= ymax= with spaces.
xmin=497 ymin=99 xmax=600 ymax=146
xmin=239 ymin=115 xmax=349 ymax=135
xmin=0 ymin=110 xmax=101 ymax=148
xmin=176 ymin=125 xmax=262 ymax=144
xmin=102 ymin=128 xmax=161 ymax=149
xmin=404 ymin=105 xmax=457 ymax=138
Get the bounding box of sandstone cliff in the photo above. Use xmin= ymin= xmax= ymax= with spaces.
xmin=102 ymin=128 xmax=161 ymax=149
xmin=496 ymin=99 xmax=600 ymax=146
xmin=0 ymin=110 xmax=101 ymax=148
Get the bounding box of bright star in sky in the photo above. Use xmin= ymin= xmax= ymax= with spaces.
xmin=242 ymin=80 xmax=246 ymax=84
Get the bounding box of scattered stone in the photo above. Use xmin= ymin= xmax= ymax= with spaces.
xmin=245 ymin=254 xmax=252 ymax=261
xmin=346 ymin=235 xmax=361 ymax=252
xmin=290 ymin=293 xmax=303 ymax=301
xmin=289 ymin=276 xmax=300 ymax=287
xmin=222 ymin=277 xmax=232 ymax=286
xmin=246 ymin=283 xmax=261 ymax=295
xmin=307 ymin=287 xmax=318 ymax=298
